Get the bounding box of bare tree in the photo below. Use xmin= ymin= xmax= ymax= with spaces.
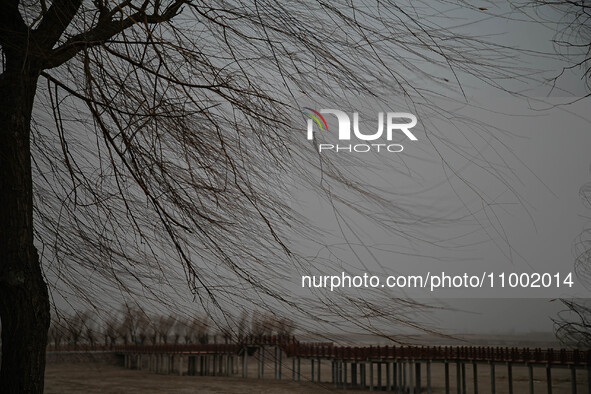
xmin=192 ymin=315 xmax=210 ymax=345
xmin=236 ymin=311 xmax=250 ymax=342
xmin=48 ymin=318 xmax=66 ymax=350
xmin=134 ymin=311 xmax=149 ymax=345
xmin=103 ymin=315 xmax=119 ymax=348
xmin=511 ymin=1 xmax=591 ymax=93
xmin=171 ymin=315 xmax=183 ymax=344
xmin=116 ymin=316 xmax=130 ymax=345
xmin=251 ymin=310 xmax=274 ymax=337
xmin=180 ymin=318 xmax=192 ymax=344
xmin=0 ymin=0 xmax=546 ymax=391
xmin=64 ymin=312 xmax=86 ymax=347
xmin=274 ymin=316 xmax=296 ymax=337
xmin=554 ymin=299 xmax=591 ymax=348
xmin=156 ymin=314 xmax=176 ymax=344
xmin=80 ymin=310 xmax=97 ymax=348
xmin=176 ymin=314 xmax=208 ymax=344
xmin=147 ymin=320 xmax=159 ymax=346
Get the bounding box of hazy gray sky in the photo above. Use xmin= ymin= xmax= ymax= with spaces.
xmin=287 ymin=5 xmax=591 ymax=334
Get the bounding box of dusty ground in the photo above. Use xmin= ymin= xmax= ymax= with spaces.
xmin=45 ymin=358 xmax=589 ymax=393
xmin=45 ymin=362 xmax=329 ymax=393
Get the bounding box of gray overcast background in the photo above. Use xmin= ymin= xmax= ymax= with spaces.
xmin=287 ymin=4 xmax=591 ymax=334
xmin=290 ymin=95 xmax=591 ymax=334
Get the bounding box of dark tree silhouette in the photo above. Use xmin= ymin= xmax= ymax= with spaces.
xmin=515 ymin=1 xmax=591 ymax=93
xmin=555 ymin=178 xmax=591 ymax=347
xmin=554 ymin=299 xmax=591 ymax=348
xmin=0 ymin=0 xmax=538 ymax=392
xmin=48 ymin=318 xmax=65 ymax=349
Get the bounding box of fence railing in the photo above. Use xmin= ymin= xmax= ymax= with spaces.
xmin=48 ymin=336 xmax=591 ymax=366
xmin=49 ymin=337 xmax=591 ymax=392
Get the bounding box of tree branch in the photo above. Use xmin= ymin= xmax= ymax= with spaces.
xmin=43 ymin=0 xmax=186 ymax=69
xmin=33 ymin=0 xmax=83 ymax=50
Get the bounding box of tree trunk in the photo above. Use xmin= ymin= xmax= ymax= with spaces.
xmin=0 ymin=64 xmax=50 ymax=392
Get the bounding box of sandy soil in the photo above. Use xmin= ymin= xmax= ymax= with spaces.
xmin=45 ymin=362 xmax=329 ymax=393
xmin=45 ymin=358 xmax=589 ymax=393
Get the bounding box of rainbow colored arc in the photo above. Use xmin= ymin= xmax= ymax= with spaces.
xmin=303 ymin=107 xmax=328 ymax=131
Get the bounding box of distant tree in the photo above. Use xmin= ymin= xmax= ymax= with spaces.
xmin=555 ymin=178 xmax=591 ymax=347
xmin=251 ymin=311 xmax=274 ymax=337
xmin=236 ymin=311 xmax=250 ymax=342
xmin=143 ymin=315 xmax=157 ymax=345
xmin=193 ymin=316 xmax=210 ymax=345
xmin=219 ymin=325 xmax=233 ymax=344
xmin=180 ymin=318 xmax=193 ymax=344
xmin=274 ymin=316 xmax=296 ymax=337
xmin=48 ymin=318 xmax=65 ymax=349
xmin=64 ymin=312 xmax=85 ymax=347
xmin=121 ymin=305 xmax=148 ymax=344
xmin=554 ymin=299 xmax=591 ymax=348
xmin=116 ymin=316 xmax=130 ymax=346
xmin=81 ymin=311 xmax=97 ymax=347
xmin=134 ymin=310 xmax=150 ymax=345
xmin=156 ymin=314 xmax=176 ymax=344
xmin=103 ymin=316 xmax=119 ymax=348
xmin=514 ymin=1 xmax=591 ymax=92
xmin=171 ymin=316 xmax=182 ymax=345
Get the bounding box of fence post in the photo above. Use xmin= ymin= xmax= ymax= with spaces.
xmin=571 ymin=365 xmax=577 ymax=394
xmin=259 ymin=347 xmax=264 ymax=379
xmin=361 ymin=362 xmax=366 ymax=389
xmin=409 ymin=360 xmax=414 ymax=394
xmin=461 ymin=362 xmax=466 ymax=394
xmin=427 ymin=361 xmax=431 ymax=394
xmin=278 ymin=347 xmax=282 ymax=379
xmin=490 ymin=361 xmax=495 ymax=394
xmin=317 ymin=358 xmax=321 ymax=382
xmin=445 ymin=361 xmax=450 ymax=394
xmin=507 ymin=362 xmax=513 ymax=394
xmin=528 ymin=363 xmax=533 ymax=394
xmin=397 ymin=361 xmax=402 ymax=394
xmin=416 ymin=361 xmax=421 ymax=393
xmin=473 ymin=362 xmax=478 ymax=394
xmin=403 ymin=361 xmax=407 ymax=392
xmin=274 ymin=347 xmax=278 ymax=379
xmin=332 ymin=361 xmax=336 ymax=387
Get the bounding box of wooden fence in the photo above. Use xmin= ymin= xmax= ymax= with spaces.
xmin=51 ymin=337 xmax=591 ymax=393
